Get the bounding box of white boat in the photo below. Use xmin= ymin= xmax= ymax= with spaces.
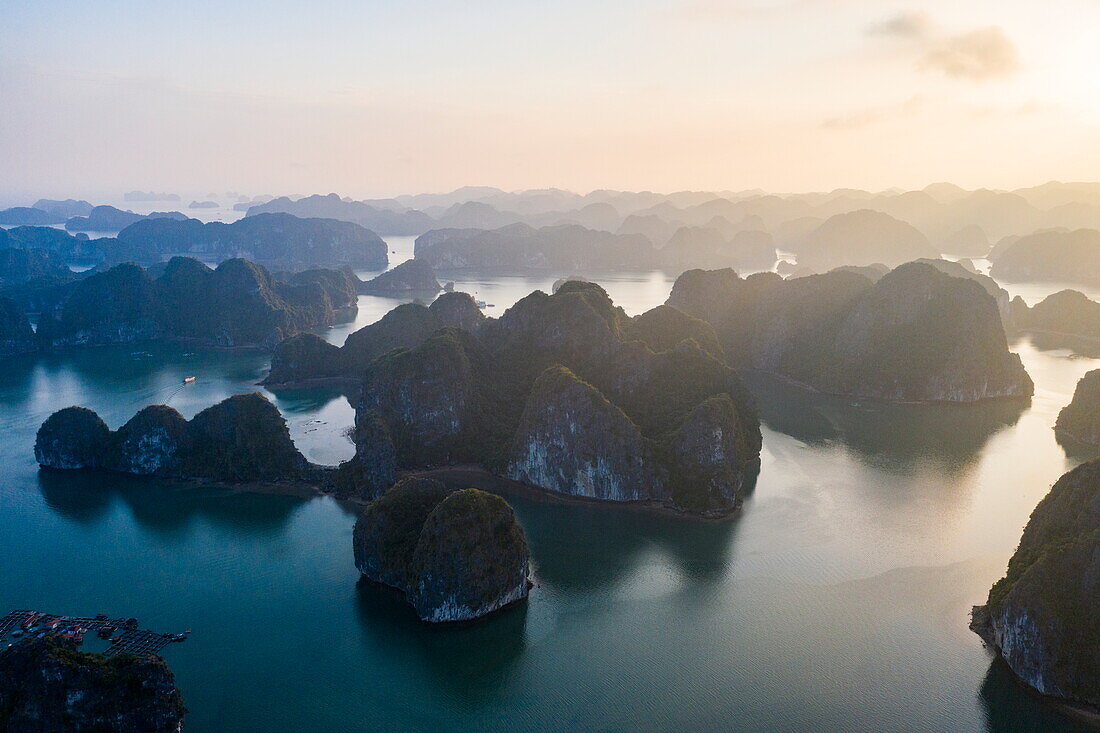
xmin=183 ymin=376 xmax=197 ymax=384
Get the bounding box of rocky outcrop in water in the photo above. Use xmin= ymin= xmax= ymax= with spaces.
xmin=35 ymin=393 xmax=312 ymax=483
xmin=338 ymin=281 xmax=762 ymax=517
xmin=352 ymin=478 xmax=530 ymax=622
xmin=34 ymin=407 xmax=112 ymax=470
xmin=971 ymin=459 xmax=1100 ymax=710
xmin=668 ymin=262 xmax=1032 ymax=403
xmin=108 ymin=212 xmax=387 ymax=271
xmin=407 ymin=489 xmax=530 ymax=622
xmin=0 ymin=635 xmax=185 ymax=733
xmin=359 ymin=259 xmax=441 ymax=294
xmin=1054 ymin=369 xmax=1100 ymax=448
xmin=264 ymin=292 xmax=484 ymax=385
xmin=37 ymin=257 xmax=350 ymax=350
xmin=0 ymin=296 xmax=36 ymax=355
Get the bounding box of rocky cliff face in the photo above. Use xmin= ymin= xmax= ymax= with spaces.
xmin=36 ymin=393 xmax=311 ymax=483
xmin=334 ymin=411 xmax=397 ymax=500
xmin=668 ymin=262 xmax=1034 ymax=403
xmin=353 ymin=479 xmax=530 ymax=622
xmin=971 ymin=459 xmax=1100 ymax=709
xmin=1055 ymin=369 xmax=1100 ymax=448
xmin=507 ymin=366 xmax=662 ymax=502
xmin=359 ymin=330 xmax=477 ymax=466
xmin=0 ymin=635 xmax=185 ymax=733
xmin=105 ymin=405 xmax=189 ymax=475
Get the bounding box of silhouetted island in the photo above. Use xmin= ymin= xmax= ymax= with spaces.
xmin=971 ymin=459 xmax=1100 ymax=712
xmin=107 ymin=212 xmax=387 ymax=270
xmin=0 ymin=635 xmax=185 ymax=732
xmin=667 ymin=261 xmax=1033 ymax=402
xmin=65 ymin=206 xmax=188 ymax=232
xmin=32 ymin=198 xmax=94 ymax=219
xmin=414 ymin=223 xmax=656 ymax=270
xmin=35 ymin=257 xmax=354 ymax=350
xmin=248 ymin=193 xmax=434 ymax=235
xmin=793 ymin=210 xmax=938 ymax=272
xmin=353 ymin=478 xmax=530 ymax=622
xmin=1011 ymin=289 xmax=1100 ymax=345
xmin=0 ymin=207 xmax=66 ymax=226
xmin=990 ymin=229 xmax=1100 ymax=287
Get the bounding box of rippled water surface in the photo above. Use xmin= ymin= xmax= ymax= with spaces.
xmin=0 ymin=242 xmax=1097 ymax=731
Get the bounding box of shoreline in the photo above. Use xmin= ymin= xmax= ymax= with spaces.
xmin=744 ymin=368 xmax=1035 ymax=406
xmin=411 ymin=464 xmax=745 ymax=522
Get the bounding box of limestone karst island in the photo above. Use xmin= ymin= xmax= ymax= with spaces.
xmin=2 ymin=1 xmax=1100 ymax=731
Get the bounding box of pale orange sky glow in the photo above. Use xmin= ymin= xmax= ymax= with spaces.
xmin=3 ymin=0 xmax=1100 ymax=201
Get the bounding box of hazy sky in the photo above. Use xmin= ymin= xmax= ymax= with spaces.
xmin=3 ymin=0 xmax=1100 ymax=201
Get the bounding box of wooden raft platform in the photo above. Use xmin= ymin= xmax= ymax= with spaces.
xmin=0 ymin=609 xmax=188 ymax=657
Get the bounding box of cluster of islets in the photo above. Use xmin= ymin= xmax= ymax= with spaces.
xmin=24 ymin=267 xmax=1100 ymax=721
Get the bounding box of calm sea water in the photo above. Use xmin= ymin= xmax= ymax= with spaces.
xmin=0 ymin=240 xmax=1096 ymax=732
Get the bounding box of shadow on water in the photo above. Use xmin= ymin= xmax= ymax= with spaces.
xmin=979 ymin=660 xmax=1097 ymax=733
xmin=1053 ymin=433 xmax=1100 ymax=465
xmin=37 ymin=470 xmax=307 ymax=537
xmin=505 ymin=493 xmax=743 ymax=593
xmin=354 ymin=577 xmax=528 ymax=702
xmin=418 ymin=468 xmax=752 ymax=594
xmin=269 ymin=386 xmax=352 ymax=414
xmin=743 ymin=371 xmax=1028 ymax=474
xmin=1020 ymin=332 xmax=1100 ymax=359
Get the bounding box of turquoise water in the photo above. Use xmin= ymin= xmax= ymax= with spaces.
xmin=0 ymin=250 xmax=1097 ymax=731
